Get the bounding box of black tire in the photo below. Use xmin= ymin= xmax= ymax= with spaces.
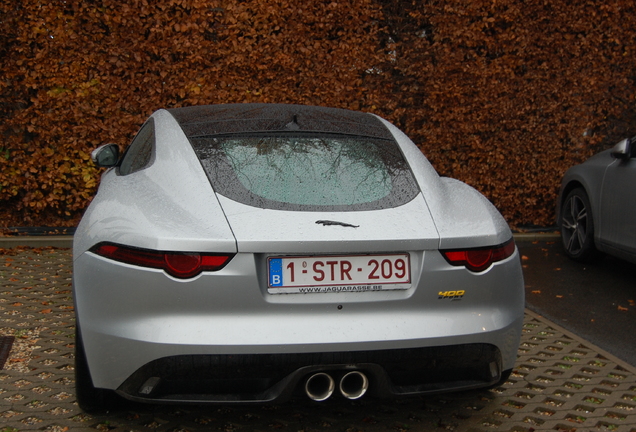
xmin=559 ymin=187 xmax=598 ymax=262
xmin=75 ymin=326 xmax=120 ymax=412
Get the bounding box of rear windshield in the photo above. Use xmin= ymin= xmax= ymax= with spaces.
xmin=191 ymin=134 xmax=420 ymax=211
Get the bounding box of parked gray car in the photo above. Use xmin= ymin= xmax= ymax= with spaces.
xmin=73 ymin=104 xmax=524 ymax=411
xmin=557 ymin=136 xmax=636 ymax=263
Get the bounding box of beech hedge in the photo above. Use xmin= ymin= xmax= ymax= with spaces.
xmin=1 ymin=0 xmax=635 ymax=228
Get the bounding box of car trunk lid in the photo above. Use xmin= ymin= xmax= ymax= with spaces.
xmin=216 ymin=194 xmax=439 ymax=254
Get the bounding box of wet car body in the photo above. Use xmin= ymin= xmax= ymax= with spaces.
xmin=73 ymin=104 xmax=524 ymax=410
xmin=557 ymin=137 xmax=636 ymax=263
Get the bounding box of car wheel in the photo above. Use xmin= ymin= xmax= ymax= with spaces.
xmin=75 ymin=326 xmax=120 ymax=412
xmin=560 ymin=188 xmax=598 ymax=262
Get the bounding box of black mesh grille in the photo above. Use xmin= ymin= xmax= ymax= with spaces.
xmin=118 ymin=344 xmax=501 ymax=402
xmin=167 ymin=104 xmax=394 ymax=140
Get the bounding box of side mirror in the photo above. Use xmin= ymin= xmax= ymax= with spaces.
xmin=91 ymin=144 xmax=120 ymax=167
xmin=610 ymin=138 xmax=632 ymax=160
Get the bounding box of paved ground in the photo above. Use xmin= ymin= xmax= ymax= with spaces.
xmin=519 ymin=239 xmax=636 ymax=367
xmin=1 ymin=246 xmax=635 ymax=432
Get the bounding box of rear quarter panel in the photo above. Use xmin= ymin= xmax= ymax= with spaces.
xmin=377 ymin=117 xmax=512 ymax=249
xmin=73 ymin=109 xmax=236 ymax=258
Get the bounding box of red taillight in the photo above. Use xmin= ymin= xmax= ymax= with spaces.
xmin=164 ymin=253 xmax=202 ymax=279
xmin=90 ymin=243 xmax=234 ymax=279
xmin=441 ymin=239 xmax=515 ymax=272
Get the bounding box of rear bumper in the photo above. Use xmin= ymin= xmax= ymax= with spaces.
xmin=116 ymin=344 xmax=504 ymax=403
xmin=74 ymin=248 xmax=524 ymax=396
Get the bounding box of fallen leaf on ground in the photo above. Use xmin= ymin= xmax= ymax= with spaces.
xmin=556 ymin=295 xmax=563 ymax=298
xmin=618 ymin=306 xmax=628 ymax=311
xmin=532 ymin=290 xmax=541 ymax=294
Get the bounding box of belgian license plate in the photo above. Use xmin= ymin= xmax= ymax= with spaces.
xmin=267 ymin=254 xmax=411 ymax=294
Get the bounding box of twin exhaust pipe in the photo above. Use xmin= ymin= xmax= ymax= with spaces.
xmin=304 ymin=371 xmax=369 ymax=401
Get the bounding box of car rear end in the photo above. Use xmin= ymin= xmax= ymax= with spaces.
xmin=73 ymin=104 xmax=524 ymax=404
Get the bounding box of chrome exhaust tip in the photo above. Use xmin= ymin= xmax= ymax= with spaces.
xmin=339 ymin=370 xmax=369 ymax=400
xmin=305 ymin=372 xmax=335 ymax=401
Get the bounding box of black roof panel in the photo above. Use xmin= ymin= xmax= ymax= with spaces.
xmin=167 ymin=104 xmax=393 ymax=140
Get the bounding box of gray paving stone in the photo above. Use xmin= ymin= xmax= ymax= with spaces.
xmin=1 ymin=247 xmax=635 ymax=432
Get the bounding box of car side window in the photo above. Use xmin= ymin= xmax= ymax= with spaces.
xmin=119 ymin=119 xmax=155 ymax=176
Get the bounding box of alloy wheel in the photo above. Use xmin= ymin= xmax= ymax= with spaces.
xmin=561 ymin=193 xmax=588 ymax=255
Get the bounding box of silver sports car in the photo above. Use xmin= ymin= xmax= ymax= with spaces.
xmin=557 ymin=136 xmax=636 ymax=263
xmin=73 ymin=104 xmax=524 ymax=411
